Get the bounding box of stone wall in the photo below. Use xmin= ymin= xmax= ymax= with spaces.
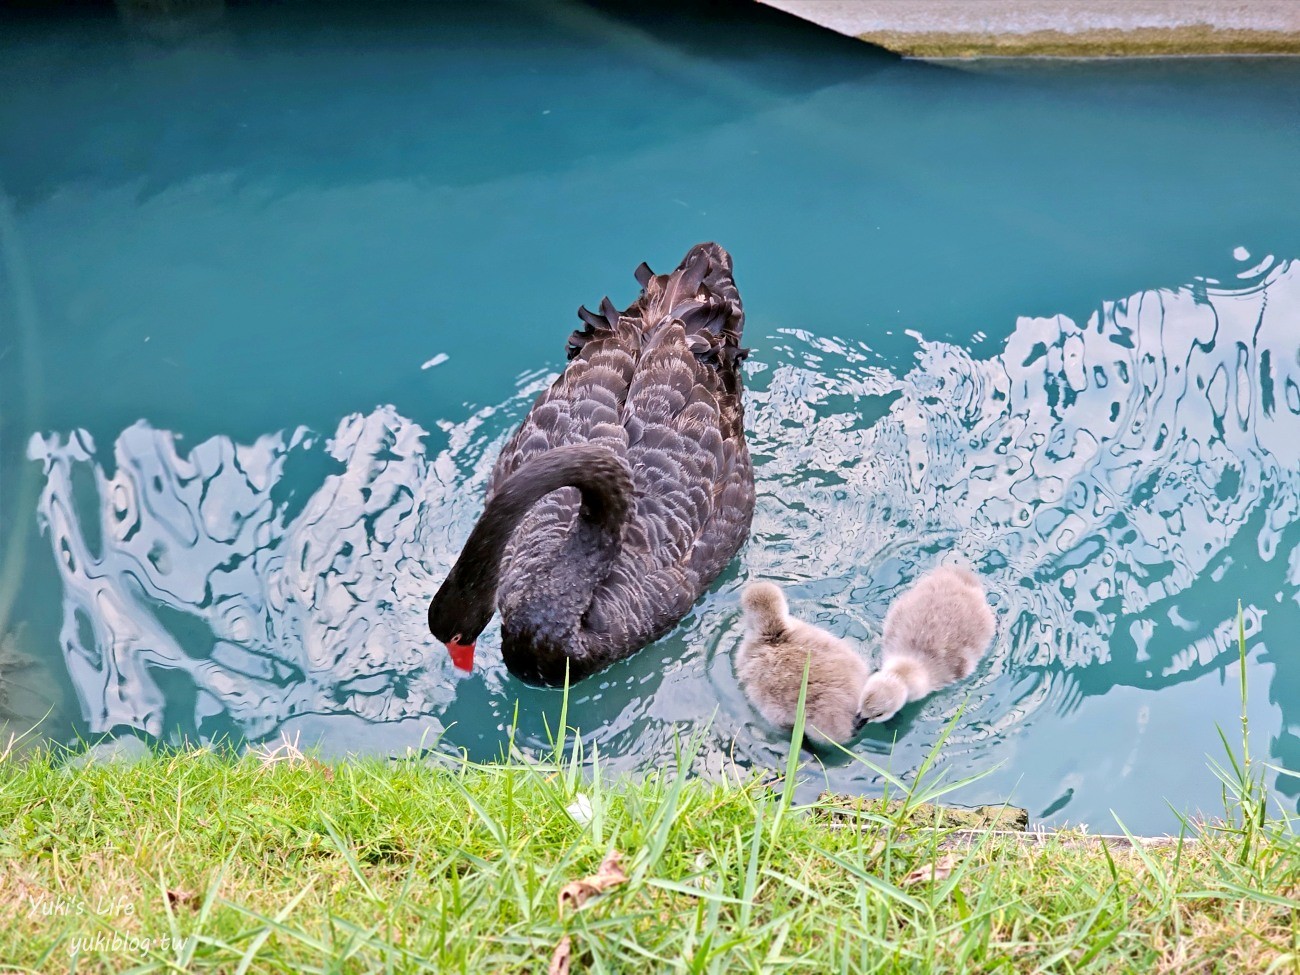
xmin=758 ymin=0 xmax=1300 ymax=57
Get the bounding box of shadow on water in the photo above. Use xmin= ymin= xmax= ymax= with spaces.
xmin=0 ymin=0 xmax=897 ymax=205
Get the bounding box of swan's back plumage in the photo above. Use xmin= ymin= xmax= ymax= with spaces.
xmin=486 ymin=243 xmax=754 ymax=679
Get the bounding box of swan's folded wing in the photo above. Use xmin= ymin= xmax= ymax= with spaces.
xmin=623 ymin=324 xmax=721 ymax=560
xmin=487 ymin=323 xmax=637 ymax=499
xmin=687 ymin=435 xmax=755 ymax=582
xmin=481 ymin=325 xmax=640 ymax=604
xmin=585 ymin=322 xmax=753 ymax=644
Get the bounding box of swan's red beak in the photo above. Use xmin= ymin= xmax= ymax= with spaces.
xmin=446 ymin=640 xmax=475 ymax=672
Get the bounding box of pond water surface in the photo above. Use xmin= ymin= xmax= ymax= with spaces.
xmin=3 ymin=0 xmax=1300 ymax=833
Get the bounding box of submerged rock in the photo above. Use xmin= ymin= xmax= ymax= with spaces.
xmin=66 ymin=736 xmax=152 ymax=769
xmin=817 ymin=791 xmax=1030 ymax=831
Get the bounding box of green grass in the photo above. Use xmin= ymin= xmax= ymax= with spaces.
xmin=1 ymin=616 xmax=1298 ymax=973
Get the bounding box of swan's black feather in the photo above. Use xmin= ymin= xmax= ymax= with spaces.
xmin=483 ymin=242 xmax=755 ymax=683
xmin=577 ymin=305 xmax=606 ymax=330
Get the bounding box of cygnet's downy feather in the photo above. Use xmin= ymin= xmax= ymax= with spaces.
xmin=858 ymin=565 xmax=995 ymax=723
xmin=736 ymin=581 xmax=868 ymax=745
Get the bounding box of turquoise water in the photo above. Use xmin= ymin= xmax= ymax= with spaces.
xmin=3 ymin=1 xmax=1300 ymax=833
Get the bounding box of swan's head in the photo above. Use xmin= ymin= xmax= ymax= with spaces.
xmin=428 ymin=580 xmax=494 ymax=673
xmin=856 ymin=671 xmax=908 ymax=725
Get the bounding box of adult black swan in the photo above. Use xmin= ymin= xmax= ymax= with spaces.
xmin=428 ymin=242 xmax=755 ymax=686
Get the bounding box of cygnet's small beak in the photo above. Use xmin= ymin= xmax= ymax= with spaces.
xmin=446 ymin=640 xmax=475 ymax=672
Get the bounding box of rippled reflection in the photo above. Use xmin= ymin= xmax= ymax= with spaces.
xmin=28 ymin=400 xmax=525 ymax=742
xmin=27 ymin=257 xmax=1300 ymax=825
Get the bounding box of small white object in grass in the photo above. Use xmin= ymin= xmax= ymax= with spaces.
xmin=421 ymin=353 xmax=449 ymax=370
xmin=566 ymin=793 xmax=594 ymax=826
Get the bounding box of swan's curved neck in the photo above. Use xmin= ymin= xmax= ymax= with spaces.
xmin=428 ymin=444 xmax=632 ymax=652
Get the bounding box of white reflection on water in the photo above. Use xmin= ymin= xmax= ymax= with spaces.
xmin=748 ymin=258 xmax=1300 ymax=680
xmin=27 ymin=259 xmax=1300 ymax=811
xmin=28 ymin=402 xmax=526 ymax=740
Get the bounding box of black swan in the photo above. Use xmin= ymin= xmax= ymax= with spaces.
xmin=428 ymin=242 xmax=755 ymax=686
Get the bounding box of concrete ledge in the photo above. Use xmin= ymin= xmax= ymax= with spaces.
xmin=758 ymin=1 xmax=1300 ymax=57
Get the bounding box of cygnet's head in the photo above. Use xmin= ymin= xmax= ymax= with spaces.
xmin=857 ymin=670 xmax=908 ymax=725
xmin=741 ymin=581 xmax=788 ymax=628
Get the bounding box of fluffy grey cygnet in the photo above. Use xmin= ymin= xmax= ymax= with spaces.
xmin=736 ymin=581 xmax=869 ymax=745
xmin=857 ymin=565 xmax=995 ymax=724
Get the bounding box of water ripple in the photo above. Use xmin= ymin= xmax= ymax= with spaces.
xmin=26 ymin=257 xmax=1300 ymax=823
